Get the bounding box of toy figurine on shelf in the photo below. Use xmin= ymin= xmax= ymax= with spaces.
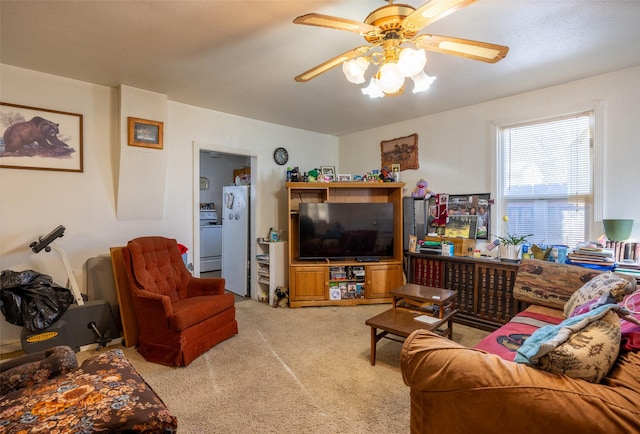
xmin=290 ymin=166 xmax=300 ymax=182
xmin=379 ymin=167 xmax=394 ymax=182
xmin=307 ymin=168 xmax=319 ymax=182
xmin=412 ymin=179 xmax=432 ymax=199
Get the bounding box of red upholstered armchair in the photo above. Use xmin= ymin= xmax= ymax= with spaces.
xmin=111 ymin=236 xmax=238 ymax=366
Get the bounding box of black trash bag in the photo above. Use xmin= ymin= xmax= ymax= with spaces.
xmin=0 ymin=270 xmax=74 ymax=332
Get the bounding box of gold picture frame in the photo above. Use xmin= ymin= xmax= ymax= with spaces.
xmin=128 ymin=117 xmax=163 ymax=149
xmin=0 ymin=102 xmax=83 ymax=172
xmin=380 ymin=133 xmax=419 ymax=170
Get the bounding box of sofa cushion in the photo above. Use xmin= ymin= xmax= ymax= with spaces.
xmin=0 ymin=349 xmax=177 ymax=432
xmin=563 ymin=272 xmax=635 ymax=317
xmin=474 ymin=306 xmax=563 ymax=361
xmin=539 ymin=310 xmax=620 ymax=383
xmin=619 ymin=291 xmax=640 ymax=351
xmin=0 ymin=346 xmax=78 ymax=395
xmin=513 ymin=259 xmax=603 ymax=310
xmin=515 ymin=304 xmax=622 ymax=383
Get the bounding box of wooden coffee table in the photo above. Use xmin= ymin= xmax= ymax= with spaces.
xmin=365 ymin=283 xmax=458 ymax=365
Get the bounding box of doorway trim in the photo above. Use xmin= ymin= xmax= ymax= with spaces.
xmin=193 ymin=141 xmax=258 ymax=300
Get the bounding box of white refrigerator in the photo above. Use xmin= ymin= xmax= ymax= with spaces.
xmin=222 ymin=185 xmax=250 ymax=296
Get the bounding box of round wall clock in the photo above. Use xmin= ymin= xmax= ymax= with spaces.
xmin=273 ymin=147 xmax=289 ymax=165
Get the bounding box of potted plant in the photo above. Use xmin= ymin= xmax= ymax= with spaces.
xmin=496 ymin=216 xmax=533 ymax=261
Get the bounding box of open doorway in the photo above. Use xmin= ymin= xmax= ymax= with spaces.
xmin=193 ymin=142 xmax=257 ymax=299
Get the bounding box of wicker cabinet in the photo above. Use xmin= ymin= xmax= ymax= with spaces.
xmin=407 ymin=253 xmax=524 ymax=330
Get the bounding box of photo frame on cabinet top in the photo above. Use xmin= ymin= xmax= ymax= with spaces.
xmin=321 ymin=166 xmax=335 ymax=181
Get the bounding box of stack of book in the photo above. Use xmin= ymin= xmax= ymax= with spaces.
xmin=605 ymin=241 xmax=640 ymax=263
xmin=615 ymin=261 xmax=640 ymax=284
xmin=567 ymin=245 xmax=615 ymax=266
xmin=418 ymin=241 xmax=442 ymax=255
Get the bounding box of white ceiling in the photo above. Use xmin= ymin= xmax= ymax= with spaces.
xmin=2 ymin=1 xmax=640 ymax=136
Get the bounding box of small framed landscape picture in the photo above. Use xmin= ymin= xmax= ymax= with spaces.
xmin=128 ymin=117 xmax=163 ymax=149
xmin=321 ymin=166 xmax=335 ymax=181
xmin=337 ymin=174 xmax=352 ymax=182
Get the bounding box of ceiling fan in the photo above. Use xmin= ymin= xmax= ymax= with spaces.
xmin=293 ymin=0 xmax=508 ymax=97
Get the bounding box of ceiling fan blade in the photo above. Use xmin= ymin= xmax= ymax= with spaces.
xmin=403 ymin=0 xmax=478 ymax=32
xmin=295 ymin=46 xmax=373 ymax=82
xmin=414 ymin=34 xmax=508 ymax=63
xmin=293 ymin=13 xmax=378 ymax=36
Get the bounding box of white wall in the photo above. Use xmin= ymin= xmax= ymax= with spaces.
xmin=0 ymin=64 xmax=337 ymax=350
xmin=3 ymin=62 xmax=638 ymax=350
xmin=339 ymin=66 xmax=640 ymax=243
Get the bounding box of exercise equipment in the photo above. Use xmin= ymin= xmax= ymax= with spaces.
xmin=20 ymin=225 xmax=120 ymax=353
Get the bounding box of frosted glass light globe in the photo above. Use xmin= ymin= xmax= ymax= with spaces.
xmin=397 ymin=48 xmax=427 ymax=78
xmin=377 ymin=63 xmax=404 ymax=94
xmin=361 ymin=77 xmax=385 ymax=98
xmin=342 ymin=57 xmax=369 ymax=84
xmin=411 ymin=71 xmax=436 ymax=93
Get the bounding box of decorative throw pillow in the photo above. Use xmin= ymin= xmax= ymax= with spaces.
xmin=537 ymin=310 xmax=620 ymax=383
xmin=563 ymin=272 xmax=634 ymax=317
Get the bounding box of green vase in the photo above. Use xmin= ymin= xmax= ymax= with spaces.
xmin=603 ymin=219 xmax=634 ymax=241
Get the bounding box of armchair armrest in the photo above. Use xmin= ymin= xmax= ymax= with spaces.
xmin=131 ymin=289 xmax=174 ymax=319
xmin=187 ymin=277 xmax=226 ymax=297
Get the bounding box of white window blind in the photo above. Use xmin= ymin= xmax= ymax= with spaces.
xmin=499 ymin=112 xmax=593 ymax=248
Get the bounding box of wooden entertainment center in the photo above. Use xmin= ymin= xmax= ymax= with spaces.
xmin=286 ymin=182 xmax=405 ymax=308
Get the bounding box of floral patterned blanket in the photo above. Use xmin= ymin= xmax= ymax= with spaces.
xmin=0 ymin=349 xmax=177 ymax=433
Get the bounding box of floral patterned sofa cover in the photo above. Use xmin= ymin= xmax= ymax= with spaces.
xmin=0 ymin=346 xmax=176 ymax=432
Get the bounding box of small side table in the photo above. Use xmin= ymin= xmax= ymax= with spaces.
xmin=365 ymin=283 xmax=458 ymax=365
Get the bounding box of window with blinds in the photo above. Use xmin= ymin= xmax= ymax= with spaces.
xmin=498 ymin=112 xmax=593 ymax=248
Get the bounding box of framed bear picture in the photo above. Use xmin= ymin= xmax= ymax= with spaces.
xmin=0 ymin=102 xmax=83 ymax=172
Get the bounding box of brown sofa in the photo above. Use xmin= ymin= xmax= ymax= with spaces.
xmin=401 ymin=259 xmax=640 ymax=434
xmin=0 ymin=346 xmax=177 ymax=432
xmin=111 ymin=236 xmax=238 ymax=366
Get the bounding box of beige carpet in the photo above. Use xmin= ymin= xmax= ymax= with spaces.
xmin=79 ymin=299 xmax=489 ymax=433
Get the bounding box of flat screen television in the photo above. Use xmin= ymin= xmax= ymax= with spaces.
xmin=298 ymin=202 xmax=394 ymax=260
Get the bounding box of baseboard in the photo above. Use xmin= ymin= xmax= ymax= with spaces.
xmin=0 ymin=341 xmax=23 ymax=355
xmin=79 ymin=337 xmax=123 ymax=352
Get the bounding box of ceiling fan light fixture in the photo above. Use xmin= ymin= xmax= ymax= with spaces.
xmin=294 ymin=0 xmax=507 ymax=97
xmin=397 ymin=47 xmax=427 ymax=77
xmin=377 ymin=62 xmax=404 ymax=94
xmin=361 ymin=77 xmax=385 ymax=98
xmin=411 ymin=71 xmax=436 ymax=93
xmin=343 ymin=57 xmax=370 ymax=84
